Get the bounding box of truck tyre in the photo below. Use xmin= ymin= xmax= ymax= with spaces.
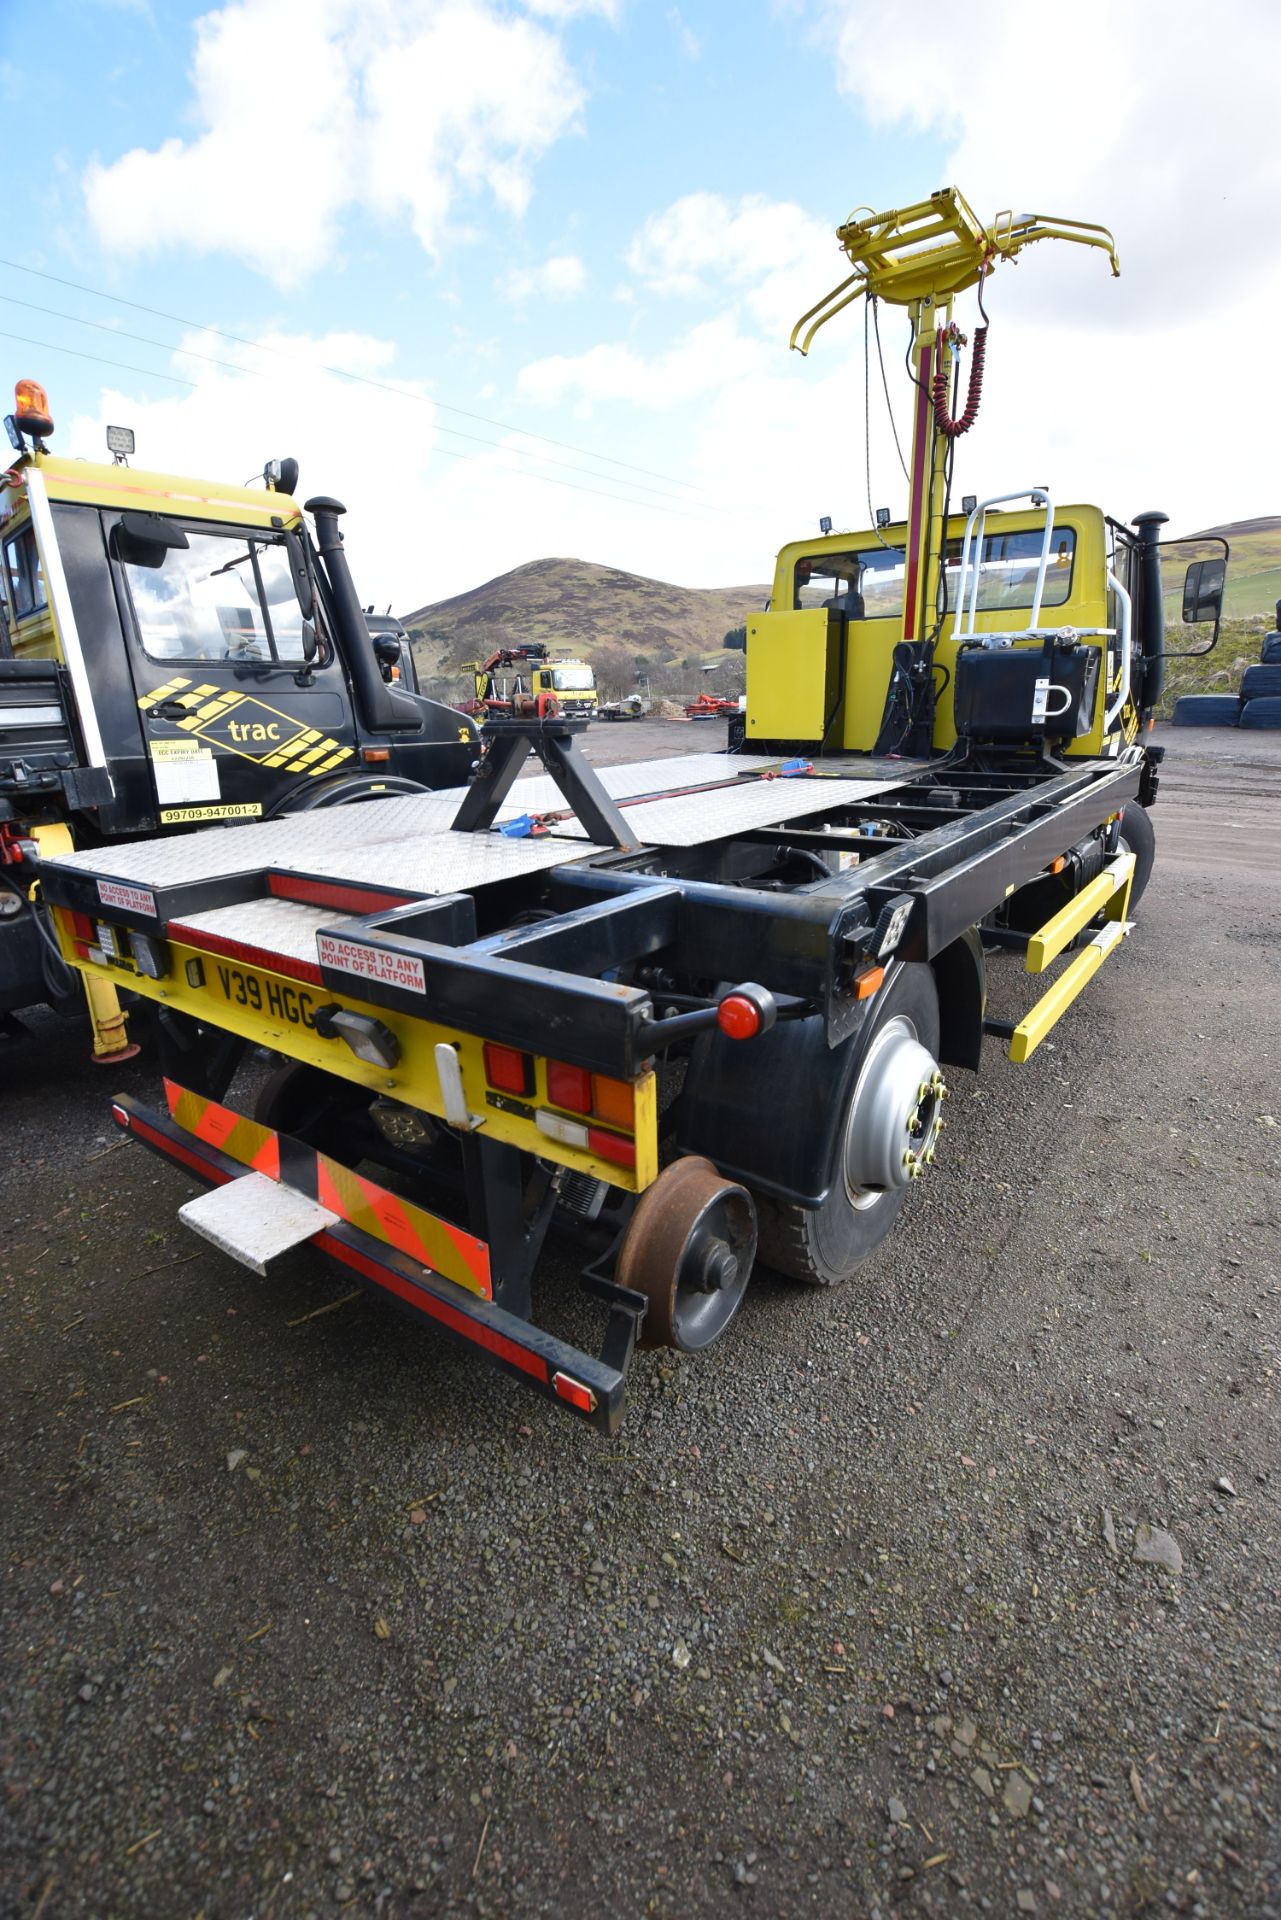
xmin=272 ymin=774 xmax=434 ymax=814
xmin=754 ymin=962 xmax=941 ymax=1286
xmin=1240 ymin=664 xmax=1281 ymax=702
xmin=1171 ymin=694 xmax=1240 ymax=726
xmin=1117 ymin=802 xmax=1155 ymax=909
xmin=1240 ymin=696 xmax=1281 ymax=730
xmin=1261 ymin=633 xmax=1281 ymax=665
xmin=254 ymin=1063 xmax=373 ymax=1157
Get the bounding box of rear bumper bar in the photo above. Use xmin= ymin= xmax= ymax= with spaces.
xmin=110 ymin=1093 xmax=640 ymax=1434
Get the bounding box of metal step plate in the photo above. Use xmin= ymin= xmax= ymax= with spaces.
xmin=548 ymin=773 xmax=900 ymax=846
xmin=179 ymin=1172 xmax=339 ymax=1276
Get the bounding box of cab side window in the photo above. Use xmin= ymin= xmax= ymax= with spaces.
xmin=4 ymin=526 xmax=47 ymax=618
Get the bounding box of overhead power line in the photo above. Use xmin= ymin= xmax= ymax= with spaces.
xmin=0 ymin=254 xmax=716 ymax=500
xmin=0 ymin=291 xmax=722 ymax=513
xmin=0 ymin=327 xmax=717 ymax=522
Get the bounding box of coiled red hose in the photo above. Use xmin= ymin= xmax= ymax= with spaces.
xmin=932 ymin=324 xmax=987 ymax=437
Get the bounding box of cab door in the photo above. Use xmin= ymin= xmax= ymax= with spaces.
xmin=111 ymin=514 xmax=360 ymax=825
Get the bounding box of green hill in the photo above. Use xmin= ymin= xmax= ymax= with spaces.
xmin=1158 ymin=517 xmax=1280 ymax=716
xmin=1169 ymin=516 xmax=1281 ymax=620
xmin=402 ymin=557 xmax=769 ymax=692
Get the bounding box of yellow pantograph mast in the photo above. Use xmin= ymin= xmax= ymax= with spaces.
xmin=792 ymin=187 xmax=1120 ymax=649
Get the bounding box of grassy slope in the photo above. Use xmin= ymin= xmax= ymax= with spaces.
xmin=403 ymin=558 xmax=769 ymax=682
xmin=1157 ymin=517 xmax=1279 ymax=714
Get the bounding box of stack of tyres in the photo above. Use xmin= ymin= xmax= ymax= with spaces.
xmin=1239 ymin=661 xmax=1281 ymax=730
xmin=1171 ymin=693 xmax=1241 ymax=726
xmin=1260 ymin=631 xmax=1281 ymax=665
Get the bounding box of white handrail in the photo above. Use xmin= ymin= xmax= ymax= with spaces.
xmin=953 ymin=487 xmax=1053 ymax=644
xmin=1101 ymin=569 xmax=1133 ymax=733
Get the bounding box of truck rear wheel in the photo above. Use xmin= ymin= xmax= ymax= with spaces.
xmin=254 ymin=1062 xmax=373 ymax=1158
xmin=755 ymin=963 xmax=942 ymax=1287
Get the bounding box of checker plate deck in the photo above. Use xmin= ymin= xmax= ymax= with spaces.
xmin=47 ymin=754 xmax=911 ymax=962
xmin=175 ymin=898 xmax=358 ymax=966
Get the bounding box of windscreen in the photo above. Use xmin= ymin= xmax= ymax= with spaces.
xmin=121 ymin=526 xmax=309 ymax=664
xmin=552 ymin=666 xmax=594 ymax=691
xmin=943 ymin=527 xmax=1076 ymax=612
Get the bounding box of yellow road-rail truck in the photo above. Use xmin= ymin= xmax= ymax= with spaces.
xmin=0 ymin=386 xmax=478 ymax=1056
xmin=40 ymin=192 xmax=1225 ymax=1430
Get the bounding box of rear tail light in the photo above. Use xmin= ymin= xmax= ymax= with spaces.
xmin=484 ymin=1043 xmax=533 ymax=1096
xmin=590 ymin=1074 xmax=633 ymax=1127
xmin=587 ymin=1128 xmax=635 ymax=1168
xmin=536 ymin=1110 xmax=590 ymax=1149
xmin=546 ymin=1060 xmax=592 ymax=1113
xmin=716 ymin=993 xmax=762 ymax=1040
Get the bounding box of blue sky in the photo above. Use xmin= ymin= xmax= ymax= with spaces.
xmin=2 ymin=1 xmax=1276 ymax=610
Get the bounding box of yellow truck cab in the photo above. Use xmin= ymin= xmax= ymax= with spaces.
xmin=746 ymin=497 xmax=1146 ymax=760
xmin=530 ymin=656 xmax=597 ymax=716
xmin=0 ymin=380 xmax=479 ymax=1050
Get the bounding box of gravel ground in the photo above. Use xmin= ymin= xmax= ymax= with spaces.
xmin=2 ymin=721 xmax=1279 ymax=1920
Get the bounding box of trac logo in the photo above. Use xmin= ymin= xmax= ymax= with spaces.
xmin=138 ymin=678 xmax=354 ymax=776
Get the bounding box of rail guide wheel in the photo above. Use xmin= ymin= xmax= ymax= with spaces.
xmin=616 ymin=1155 xmax=757 ymax=1353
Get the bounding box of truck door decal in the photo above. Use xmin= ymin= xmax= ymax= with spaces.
xmin=138 ymin=675 xmax=354 ymax=776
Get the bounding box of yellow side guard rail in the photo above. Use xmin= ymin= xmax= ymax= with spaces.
xmin=1006 ymin=850 xmax=1135 ymax=1064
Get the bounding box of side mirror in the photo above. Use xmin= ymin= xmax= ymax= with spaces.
xmin=1182 ymin=556 xmax=1226 ymax=624
xmin=299 ymin=619 xmax=318 ymax=664
xmin=284 ymin=528 xmax=315 ymax=619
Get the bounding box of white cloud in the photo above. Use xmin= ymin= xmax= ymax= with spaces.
xmin=500 ymin=253 xmax=588 ymax=303
xmin=666 ymin=7 xmax=700 ymax=59
xmin=83 ymin=0 xmax=598 ymax=284
xmin=625 ymin=191 xmax=839 ymax=337
xmin=815 ymin=0 xmax=1281 ymax=322
xmin=520 ymin=316 xmax=770 ymax=412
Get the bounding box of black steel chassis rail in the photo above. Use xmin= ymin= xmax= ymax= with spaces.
xmin=110 ymin=1093 xmax=645 ymax=1434
xmin=47 ymin=747 xmax=1144 ymax=1075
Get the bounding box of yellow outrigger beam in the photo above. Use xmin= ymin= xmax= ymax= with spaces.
xmin=1006 ymin=851 xmax=1135 ymax=1063
xmin=790 ymin=187 xmax=1119 ymax=355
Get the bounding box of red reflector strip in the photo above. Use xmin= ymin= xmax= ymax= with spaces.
xmin=546 ymin=1059 xmax=593 ymax=1114
xmin=69 ymin=909 xmax=95 ymax=943
xmin=484 ymin=1042 xmax=533 ymax=1095
xmin=167 ymin=923 xmax=323 ymax=987
xmin=587 ymin=1127 xmax=636 ymax=1168
xmin=268 ymin=873 xmax=414 ymax=914
xmin=316 ymin=1231 xmax=548 ymax=1383
xmin=552 ymin=1371 xmax=598 ymax=1414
